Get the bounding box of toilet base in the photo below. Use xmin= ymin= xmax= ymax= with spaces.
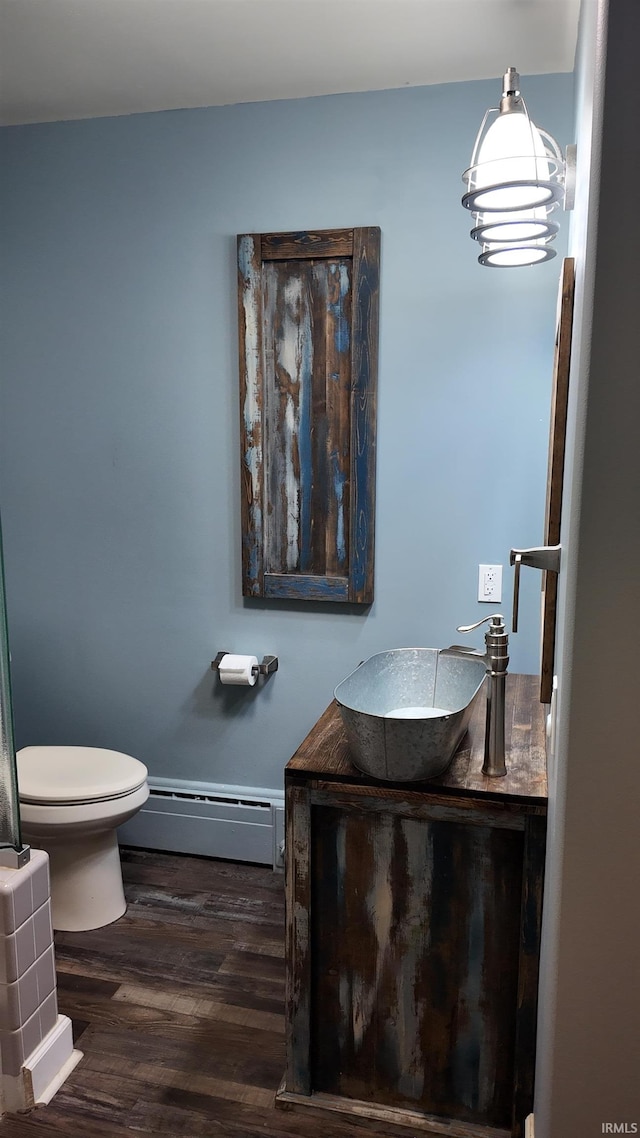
xmin=27 ymin=829 xmax=127 ymax=932
xmin=18 ymin=778 xmax=149 ymax=932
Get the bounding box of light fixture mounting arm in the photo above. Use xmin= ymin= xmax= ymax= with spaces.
xmin=499 ymin=66 xmax=523 ymax=115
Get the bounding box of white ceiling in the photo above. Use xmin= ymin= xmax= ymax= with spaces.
xmin=0 ymin=0 xmax=580 ymax=127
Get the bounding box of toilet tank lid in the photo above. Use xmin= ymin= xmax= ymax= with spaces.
xmin=16 ymin=746 xmax=148 ymax=804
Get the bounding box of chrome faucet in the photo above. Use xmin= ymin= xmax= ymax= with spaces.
xmin=441 ymin=614 xmax=509 ymax=777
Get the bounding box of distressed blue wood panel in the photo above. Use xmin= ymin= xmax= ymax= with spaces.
xmin=262 ymin=230 xmax=354 ymax=260
xmin=238 ymin=228 xmax=379 ymax=603
xmin=262 ymin=258 xmax=352 ymax=581
xmin=311 ymin=807 xmax=523 ymax=1128
xmin=262 ymin=259 xmax=311 ymax=576
xmin=349 ymin=228 xmax=380 ymax=603
xmin=237 ymin=234 xmax=265 ymax=597
xmin=264 ymin=574 xmax=349 ymax=601
xmin=320 ymin=260 xmax=351 ymax=577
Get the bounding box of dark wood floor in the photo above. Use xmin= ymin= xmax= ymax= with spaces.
xmin=0 ymin=848 xmax=409 ymax=1138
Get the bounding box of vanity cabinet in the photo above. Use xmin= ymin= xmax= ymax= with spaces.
xmin=276 ymin=674 xmax=547 ymax=1138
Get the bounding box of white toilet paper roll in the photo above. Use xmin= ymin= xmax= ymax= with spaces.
xmin=218 ymin=654 xmax=258 ymax=686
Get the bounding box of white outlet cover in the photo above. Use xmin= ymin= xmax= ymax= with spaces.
xmin=478 ymin=564 xmax=503 ymax=603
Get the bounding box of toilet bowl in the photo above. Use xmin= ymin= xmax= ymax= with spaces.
xmin=16 ymin=746 xmax=149 ymax=932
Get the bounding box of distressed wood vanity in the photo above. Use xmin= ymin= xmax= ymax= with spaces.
xmin=276 ymin=673 xmax=547 ymax=1138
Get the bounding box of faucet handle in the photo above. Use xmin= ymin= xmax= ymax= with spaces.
xmin=509 ymin=544 xmax=561 ymax=633
xmin=457 ymin=614 xmax=505 ymax=635
xmin=508 ymin=545 xmax=561 ymax=572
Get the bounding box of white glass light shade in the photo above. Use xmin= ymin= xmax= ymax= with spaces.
xmin=472 ymin=112 xmax=552 ymax=210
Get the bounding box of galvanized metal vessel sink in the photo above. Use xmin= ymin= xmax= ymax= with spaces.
xmin=334 ymin=648 xmax=487 ymax=782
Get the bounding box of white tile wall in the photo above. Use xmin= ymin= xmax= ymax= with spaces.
xmin=0 ymin=850 xmax=58 ymax=1078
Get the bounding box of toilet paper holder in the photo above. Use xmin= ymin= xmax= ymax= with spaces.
xmin=211 ymin=652 xmax=279 ymax=678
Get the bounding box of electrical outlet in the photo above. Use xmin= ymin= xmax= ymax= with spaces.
xmin=478 ymin=564 xmax=502 ymax=603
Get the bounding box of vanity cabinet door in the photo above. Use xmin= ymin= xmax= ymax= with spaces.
xmin=282 ymin=776 xmax=546 ymax=1138
xmin=311 ymin=802 xmax=523 ymax=1130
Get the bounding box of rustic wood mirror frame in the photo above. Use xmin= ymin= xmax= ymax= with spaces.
xmin=237 ymin=228 xmax=380 ymax=604
xmin=540 ymin=257 xmax=575 ymax=704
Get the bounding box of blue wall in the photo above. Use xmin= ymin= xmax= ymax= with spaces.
xmin=0 ymin=75 xmax=573 ymax=790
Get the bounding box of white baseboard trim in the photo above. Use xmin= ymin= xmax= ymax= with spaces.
xmin=119 ymin=777 xmax=285 ymax=870
xmin=1 ymin=1016 xmax=82 ymax=1115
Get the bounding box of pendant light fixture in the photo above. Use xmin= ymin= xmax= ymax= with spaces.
xmin=462 ymin=67 xmax=574 ymax=267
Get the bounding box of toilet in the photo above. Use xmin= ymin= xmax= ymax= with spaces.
xmin=16 ymin=746 xmax=149 ymax=932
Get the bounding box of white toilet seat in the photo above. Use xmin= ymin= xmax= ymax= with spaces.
xmin=17 ymin=745 xmax=148 ymax=805
xmin=19 ymin=781 xmax=150 ymax=832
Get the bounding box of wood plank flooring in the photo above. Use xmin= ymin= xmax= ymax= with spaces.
xmin=0 ymin=849 xmax=410 ymax=1138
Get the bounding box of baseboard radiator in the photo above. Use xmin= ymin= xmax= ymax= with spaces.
xmin=118 ymin=777 xmax=285 ymax=871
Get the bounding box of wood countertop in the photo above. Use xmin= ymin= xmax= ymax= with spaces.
xmin=286 ymin=672 xmax=547 ymax=809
